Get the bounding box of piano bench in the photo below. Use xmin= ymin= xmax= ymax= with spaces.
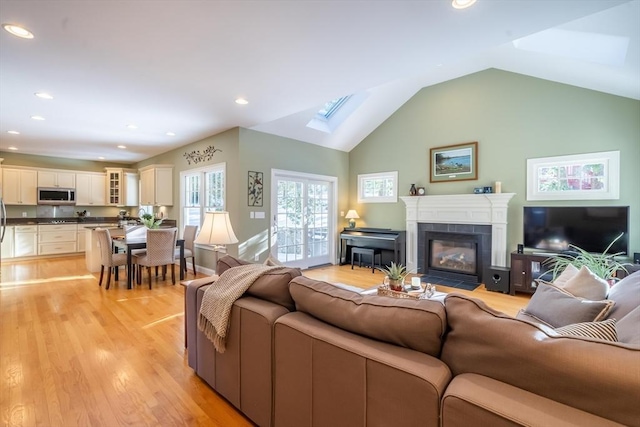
xmin=351 ymin=247 xmax=382 ymax=273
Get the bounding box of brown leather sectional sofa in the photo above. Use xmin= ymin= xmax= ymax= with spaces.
xmin=185 ymin=256 xmax=640 ymax=427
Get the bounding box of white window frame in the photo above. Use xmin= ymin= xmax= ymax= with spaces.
xmin=180 ymin=162 xmax=226 ymax=250
xmin=357 ymin=171 xmax=398 ymax=203
xmin=526 ymin=151 xmax=620 ymax=201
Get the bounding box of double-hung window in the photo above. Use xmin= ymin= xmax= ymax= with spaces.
xmin=181 ymin=162 xmax=226 ymax=228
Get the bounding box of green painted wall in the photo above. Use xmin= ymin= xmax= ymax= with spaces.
xmin=349 ymin=69 xmax=640 ymax=256
xmin=134 ymin=127 xmax=349 ymax=270
xmin=238 ymin=128 xmax=350 ymax=262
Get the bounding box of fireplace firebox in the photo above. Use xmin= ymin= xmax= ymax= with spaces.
xmin=418 ymin=223 xmax=492 ymax=285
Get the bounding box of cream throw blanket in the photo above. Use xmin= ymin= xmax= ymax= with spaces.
xmin=198 ymin=264 xmax=287 ymax=353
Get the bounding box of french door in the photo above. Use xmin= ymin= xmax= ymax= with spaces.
xmin=271 ymin=170 xmax=337 ymax=269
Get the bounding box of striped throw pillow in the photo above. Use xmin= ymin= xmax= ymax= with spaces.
xmin=555 ymin=318 xmax=618 ymax=342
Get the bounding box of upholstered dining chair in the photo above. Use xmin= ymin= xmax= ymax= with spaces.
xmin=95 ymin=228 xmax=129 ymax=290
xmin=134 ymin=227 xmax=178 ymax=289
xmin=176 ymin=225 xmax=198 ymax=275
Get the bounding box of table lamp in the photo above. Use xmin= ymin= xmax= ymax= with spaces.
xmin=345 ymin=210 xmax=360 ymax=228
xmin=194 ymin=211 xmax=239 ymax=272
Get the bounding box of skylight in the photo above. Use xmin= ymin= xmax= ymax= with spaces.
xmin=316 ymin=95 xmax=352 ymax=120
xmin=307 ymin=92 xmax=367 ymax=134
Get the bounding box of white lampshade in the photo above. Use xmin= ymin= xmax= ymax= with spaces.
xmin=345 ymin=210 xmax=360 ymax=219
xmin=195 ymin=211 xmax=239 ymax=246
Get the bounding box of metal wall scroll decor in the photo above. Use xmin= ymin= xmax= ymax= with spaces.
xmin=183 ymin=145 xmax=222 ymax=165
xmin=248 ymin=171 xmax=264 ymax=207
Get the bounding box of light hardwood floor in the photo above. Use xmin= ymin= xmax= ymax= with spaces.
xmin=1 ymin=256 xmax=530 ymax=427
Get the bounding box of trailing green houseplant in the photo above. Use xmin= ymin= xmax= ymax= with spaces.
xmin=544 ymin=232 xmax=630 ymax=281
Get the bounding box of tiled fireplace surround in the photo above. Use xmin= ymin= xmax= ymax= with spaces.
xmin=401 ymin=194 xmax=515 ymax=282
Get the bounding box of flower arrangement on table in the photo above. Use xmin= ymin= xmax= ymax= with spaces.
xmin=140 ymin=213 xmax=163 ymax=229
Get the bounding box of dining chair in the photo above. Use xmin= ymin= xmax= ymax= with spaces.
xmin=134 ymin=227 xmax=178 ymax=289
xmin=176 ymin=225 xmax=198 ymax=275
xmin=95 ymin=228 xmax=130 ymax=290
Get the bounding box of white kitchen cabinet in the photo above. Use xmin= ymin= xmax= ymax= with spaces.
xmin=105 ymin=168 xmax=138 ymax=207
xmin=1 ymin=226 xmax=14 ymax=259
xmin=37 ymin=170 xmax=75 ymax=188
xmin=14 ymin=225 xmax=38 ymax=257
xmin=2 ymin=168 xmax=38 ymax=205
xmin=75 ymin=172 xmax=106 ymax=206
xmin=76 ymin=225 xmax=87 ymax=252
xmin=139 ymin=165 xmax=173 ymax=206
xmin=38 ymin=224 xmax=77 ymax=255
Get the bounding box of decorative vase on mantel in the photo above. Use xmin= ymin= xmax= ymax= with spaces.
xmin=409 ymin=184 xmax=417 ymax=196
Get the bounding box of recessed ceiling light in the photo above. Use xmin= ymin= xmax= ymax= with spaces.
xmin=35 ymin=92 xmax=54 ymax=100
xmin=8 ymin=146 xmax=18 ymax=150
xmin=31 ymin=115 xmax=45 ymax=121
xmin=7 ymin=130 xmax=20 ymax=135
xmin=126 ymin=124 xmax=138 ymax=129
xmin=2 ymin=24 xmax=34 ymax=39
xmin=235 ymin=98 xmax=249 ymax=105
xmin=452 ymin=0 xmax=477 ymax=9
xmin=166 ymin=131 xmax=176 ymax=136
xmin=117 ymin=145 xmax=127 ymax=149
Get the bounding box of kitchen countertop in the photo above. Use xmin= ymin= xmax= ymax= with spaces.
xmin=5 ymin=217 xmax=176 ymax=227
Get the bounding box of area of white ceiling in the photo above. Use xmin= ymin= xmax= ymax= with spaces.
xmin=0 ymin=0 xmax=637 ymax=163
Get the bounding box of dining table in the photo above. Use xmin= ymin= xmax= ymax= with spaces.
xmin=113 ymin=236 xmax=185 ymax=289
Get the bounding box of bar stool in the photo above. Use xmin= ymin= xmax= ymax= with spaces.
xmin=351 ymin=247 xmax=382 ymax=273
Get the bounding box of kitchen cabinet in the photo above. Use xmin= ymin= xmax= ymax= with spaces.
xmin=14 ymin=225 xmax=38 ymax=257
xmin=139 ymin=165 xmax=173 ymax=206
xmin=105 ymin=168 xmax=138 ymax=207
xmin=37 ymin=170 xmax=75 ymax=188
xmin=38 ymin=224 xmax=77 ymax=255
xmin=75 ymin=172 xmax=106 ymax=206
xmin=2 ymin=168 xmax=38 ymax=205
xmin=1 ymin=226 xmax=14 ymax=259
xmin=76 ymin=225 xmax=86 ymax=252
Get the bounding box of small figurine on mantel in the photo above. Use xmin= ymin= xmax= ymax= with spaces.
xmin=409 ymin=184 xmax=417 ymax=196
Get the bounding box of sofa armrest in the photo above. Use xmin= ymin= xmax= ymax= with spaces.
xmin=185 ymin=275 xmax=218 ymax=369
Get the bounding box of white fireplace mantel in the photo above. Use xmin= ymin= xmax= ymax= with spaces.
xmin=401 ymin=193 xmax=515 ymax=273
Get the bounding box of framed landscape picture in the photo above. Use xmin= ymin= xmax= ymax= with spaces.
xmin=430 ymin=141 xmax=478 ymax=183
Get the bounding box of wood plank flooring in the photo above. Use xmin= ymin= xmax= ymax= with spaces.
xmin=1 ymin=256 xmax=530 ymax=427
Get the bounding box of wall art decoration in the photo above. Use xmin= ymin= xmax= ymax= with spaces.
xmin=248 ymin=171 xmax=264 ymax=206
xmin=183 ymin=145 xmax=222 ymax=165
xmin=430 ymin=141 xmax=478 ymax=183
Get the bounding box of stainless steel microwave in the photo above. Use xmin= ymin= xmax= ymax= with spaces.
xmin=37 ymin=187 xmax=76 ymax=205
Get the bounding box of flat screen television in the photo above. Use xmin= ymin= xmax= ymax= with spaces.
xmin=523 ymin=206 xmax=629 ymax=255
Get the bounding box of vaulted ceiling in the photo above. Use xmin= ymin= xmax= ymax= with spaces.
xmin=1 ymin=0 xmax=638 ymax=164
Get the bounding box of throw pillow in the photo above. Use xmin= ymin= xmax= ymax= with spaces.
xmin=561 ymin=265 xmax=609 ymax=301
xmin=616 ymin=305 xmax=640 ymax=345
xmin=555 ymin=318 xmax=618 ymax=342
xmin=553 ymin=263 xmax=580 ymax=287
xmin=522 ymin=282 xmax=615 ymax=328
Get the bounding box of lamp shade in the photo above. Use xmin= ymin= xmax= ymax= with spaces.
xmin=345 ymin=210 xmax=360 ymax=219
xmin=194 ymin=211 xmax=239 ymax=246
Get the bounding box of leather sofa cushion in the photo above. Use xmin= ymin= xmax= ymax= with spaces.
xmin=288 ymin=276 xmax=446 ymax=357
xmin=217 ymin=255 xmax=301 ymax=311
xmin=441 ymin=293 xmax=640 ymax=427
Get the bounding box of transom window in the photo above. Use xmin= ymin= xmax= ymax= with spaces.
xmin=357 ymin=171 xmax=398 ymax=203
xmin=181 ymin=163 xmax=226 ymax=228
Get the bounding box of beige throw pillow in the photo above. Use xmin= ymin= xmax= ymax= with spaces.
xmin=560 ymin=265 xmax=609 ymax=301
xmin=522 ymin=282 xmax=614 ymax=328
xmin=553 ymin=263 xmax=580 ymax=287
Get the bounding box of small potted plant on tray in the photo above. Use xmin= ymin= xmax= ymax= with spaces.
xmin=377 ymin=262 xmax=408 ymax=292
